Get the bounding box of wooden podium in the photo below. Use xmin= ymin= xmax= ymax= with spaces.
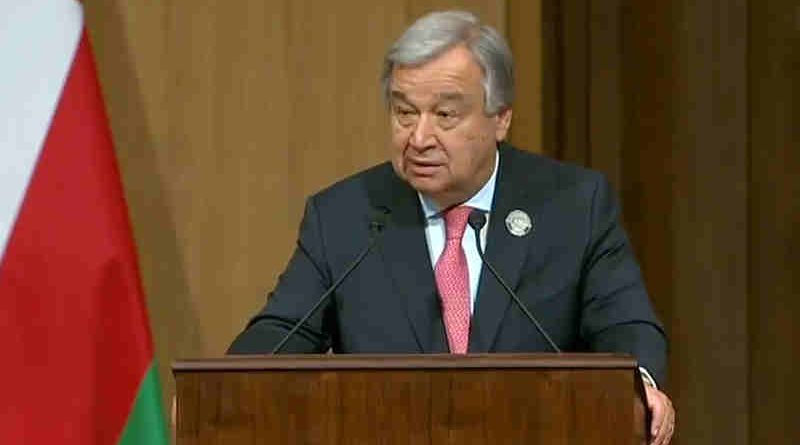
xmin=173 ymin=354 xmax=646 ymax=444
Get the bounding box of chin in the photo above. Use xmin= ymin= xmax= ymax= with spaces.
xmin=407 ymin=177 xmax=436 ymax=192
xmin=408 ymin=177 xmax=449 ymax=199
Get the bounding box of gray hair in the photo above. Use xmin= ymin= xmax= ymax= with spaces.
xmin=381 ymin=10 xmax=514 ymax=115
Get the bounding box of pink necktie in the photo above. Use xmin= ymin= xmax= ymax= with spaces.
xmin=435 ymin=206 xmax=473 ymax=354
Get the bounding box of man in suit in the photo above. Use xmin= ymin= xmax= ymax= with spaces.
xmin=230 ymin=10 xmax=674 ymax=445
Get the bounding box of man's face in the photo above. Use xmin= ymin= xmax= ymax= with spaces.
xmin=389 ymin=44 xmax=512 ymax=209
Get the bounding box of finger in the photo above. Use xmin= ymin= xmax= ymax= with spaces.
xmin=659 ymin=414 xmax=675 ymax=445
xmin=651 ymin=422 xmax=664 ymax=445
xmin=666 ymin=420 xmax=675 ymax=444
xmin=653 ymin=398 xmax=675 ymax=445
xmin=646 ymin=388 xmax=665 ymax=441
xmin=654 ymin=423 xmax=668 ymax=445
xmin=666 ymin=408 xmax=676 ymax=445
xmin=660 ymin=399 xmax=675 ymax=445
xmin=652 ymin=417 xmax=669 ymax=445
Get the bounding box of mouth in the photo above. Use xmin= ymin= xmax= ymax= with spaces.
xmin=406 ymin=158 xmax=444 ymax=177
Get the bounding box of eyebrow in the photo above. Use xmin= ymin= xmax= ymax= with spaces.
xmin=389 ymin=90 xmax=467 ymax=104
xmin=390 ymin=91 xmax=410 ymax=102
xmin=436 ymin=92 xmax=466 ymax=102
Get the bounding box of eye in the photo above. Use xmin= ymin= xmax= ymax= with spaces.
xmin=393 ymin=105 xmax=414 ymax=115
xmin=437 ymin=108 xmax=462 ymax=121
xmin=393 ymin=106 xmax=418 ymax=126
xmin=435 ymin=109 xmax=460 ymax=129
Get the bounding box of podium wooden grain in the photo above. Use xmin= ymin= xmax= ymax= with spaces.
xmin=173 ymin=354 xmax=645 ymax=444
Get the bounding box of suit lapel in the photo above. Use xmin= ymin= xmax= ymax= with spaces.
xmin=371 ymin=171 xmax=448 ymax=353
xmin=469 ymin=145 xmax=543 ymax=352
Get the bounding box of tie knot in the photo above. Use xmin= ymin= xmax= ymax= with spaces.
xmin=443 ymin=206 xmax=473 ymax=241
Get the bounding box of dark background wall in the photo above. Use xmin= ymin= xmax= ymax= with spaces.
xmin=542 ymin=1 xmax=798 ymax=443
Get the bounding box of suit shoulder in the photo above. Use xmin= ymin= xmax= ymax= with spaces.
xmin=501 ymin=144 xmax=605 ymax=190
xmin=309 ymin=161 xmax=397 ymax=209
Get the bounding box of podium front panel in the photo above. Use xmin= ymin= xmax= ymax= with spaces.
xmin=174 ymin=354 xmax=642 ymax=444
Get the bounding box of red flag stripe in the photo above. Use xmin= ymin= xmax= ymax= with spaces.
xmin=0 ymin=30 xmax=153 ymax=444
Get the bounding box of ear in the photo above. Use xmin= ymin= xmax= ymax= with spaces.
xmin=494 ymin=107 xmax=513 ymax=141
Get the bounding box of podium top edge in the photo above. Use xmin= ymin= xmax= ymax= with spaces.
xmin=172 ymin=353 xmax=637 ymax=372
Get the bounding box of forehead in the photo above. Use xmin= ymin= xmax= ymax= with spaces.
xmin=390 ymin=45 xmax=484 ymax=101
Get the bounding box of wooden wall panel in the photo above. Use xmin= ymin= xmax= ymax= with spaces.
xmin=587 ymin=0 xmax=622 ymax=187
xmin=618 ymin=1 xmax=676 ymax=338
xmin=507 ymin=0 xmax=543 ymax=153
xmin=669 ymin=2 xmax=750 ymax=442
xmin=541 ymin=0 xmax=590 ymax=165
xmin=748 ymin=1 xmax=799 ymax=443
xmin=407 ymin=0 xmax=505 ymax=30
xmin=543 ymin=0 xmax=799 ymax=443
xmin=284 ymin=1 xmax=402 ymax=218
xmin=84 ymin=0 xmax=538 ymax=413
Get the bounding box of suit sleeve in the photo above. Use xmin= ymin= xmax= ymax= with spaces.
xmin=579 ymin=175 xmax=668 ymax=385
xmin=228 ymin=196 xmax=336 ymax=354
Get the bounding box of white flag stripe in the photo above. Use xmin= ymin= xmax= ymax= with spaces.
xmin=0 ymin=0 xmax=83 ymax=258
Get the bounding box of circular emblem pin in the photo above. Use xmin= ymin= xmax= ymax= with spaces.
xmin=505 ymin=210 xmax=533 ymax=237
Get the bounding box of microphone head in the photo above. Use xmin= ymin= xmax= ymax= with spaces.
xmin=368 ymin=207 xmax=391 ymax=234
xmin=468 ymin=209 xmax=487 ymax=232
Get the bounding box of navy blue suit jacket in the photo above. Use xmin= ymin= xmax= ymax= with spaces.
xmin=229 ymin=144 xmax=668 ymax=384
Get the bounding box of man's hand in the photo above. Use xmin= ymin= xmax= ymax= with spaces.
xmin=644 ymin=384 xmax=675 ymax=445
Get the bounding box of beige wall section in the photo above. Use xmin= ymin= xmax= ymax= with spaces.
xmin=83 ymin=1 xmax=542 ymax=405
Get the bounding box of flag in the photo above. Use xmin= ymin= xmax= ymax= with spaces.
xmin=0 ymin=1 xmax=168 ymax=443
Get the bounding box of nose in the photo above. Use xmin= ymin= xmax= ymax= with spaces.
xmin=409 ymin=114 xmax=437 ymax=151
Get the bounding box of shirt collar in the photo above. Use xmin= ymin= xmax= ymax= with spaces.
xmin=418 ymin=149 xmax=499 ymax=219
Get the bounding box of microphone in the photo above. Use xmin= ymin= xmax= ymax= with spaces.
xmin=467 ymin=209 xmax=562 ymax=353
xmin=270 ymin=209 xmax=390 ymax=354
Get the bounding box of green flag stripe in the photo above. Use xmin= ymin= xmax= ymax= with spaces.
xmin=118 ymin=363 xmax=169 ymax=445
